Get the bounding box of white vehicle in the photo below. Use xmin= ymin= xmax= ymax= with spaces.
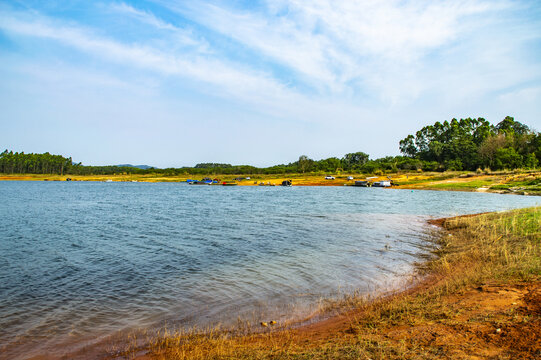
xmin=325 ymin=175 xmax=335 ymax=180
xmin=347 ymin=176 xmax=354 ymax=180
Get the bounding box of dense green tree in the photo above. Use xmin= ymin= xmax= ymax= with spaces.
xmin=297 ymin=155 xmax=314 ymax=173
xmin=316 ymin=157 xmax=342 ymax=172
xmin=493 ymin=148 xmax=523 ymax=170
xmin=524 ymin=153 xmax=539 ymax=169
xmin=194 ymin=163 xmax=233 ymax=169
xmin=496 ymin=116 xmax=530 ymax=135
xmin=478 ymin=134 xmax=508 ymax=169
xmin=0 ymin=150 xmax=78 ymax=175
xmin=399 ymin=116 xmax=538 ymax=171
xmin=2 ymin=117 xmax=538 ymax=176
xmin=399 ymin=135 xmax=417 ymax=158
xmin=533 ymin=134 xmax=541 ymax=160
xmin=342 ymin=152 xmax=369 ymax=169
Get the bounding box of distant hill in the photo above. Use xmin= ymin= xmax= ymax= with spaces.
xmin=115 ymin=164 xmax=155 ymax=170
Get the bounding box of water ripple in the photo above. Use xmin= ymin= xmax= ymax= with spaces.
xmin=0 ymin=182 xmax=538 ymax=359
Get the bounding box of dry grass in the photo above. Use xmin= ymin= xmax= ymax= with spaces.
xmin=110 ymin=207 xmax=540 ymax=359
xmin=1 ymin=171 xmax=540 ymax=193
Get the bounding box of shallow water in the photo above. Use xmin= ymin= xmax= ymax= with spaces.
xmin=0 ymin=181 xmax=539 ymax=359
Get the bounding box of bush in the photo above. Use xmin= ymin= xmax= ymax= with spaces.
xmin=523 ymin=153 xmax=538 ymax=169
xmin=493 ymin=147 xmax=523 ymax=170
xmin=444 ymin=159 xmax=463 ymax=171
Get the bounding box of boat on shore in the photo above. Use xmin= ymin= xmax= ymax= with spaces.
xmin=353 ymin=180 xmax=371 ymax=187
xmin=187 ymin=179 xmax=210 ymax=185
xmin=281 ymin=180 xmax=292 ymax=186
xmin=222 ymin=182 xmax=238 ymax=186
xmin=372 ymin=180 xmax=392 ymax=187
xmin=188 ymin=177 xmax=222 ymax=185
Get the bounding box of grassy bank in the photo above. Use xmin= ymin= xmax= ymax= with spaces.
xmin=115 ymin=207 xmax=540 ymax=360
xmin=2 ymin=170 xmax=540 ymax=195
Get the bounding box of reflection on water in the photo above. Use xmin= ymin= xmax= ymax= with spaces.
xmin=0 ymin=182 xmax=538 ymax=359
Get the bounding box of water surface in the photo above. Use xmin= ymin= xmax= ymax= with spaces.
xmin=0 ymin=182 xmax=538 ymax=359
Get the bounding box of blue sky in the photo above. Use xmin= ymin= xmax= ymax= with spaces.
xmin=1 ymin=0 xmax=540 ymax=167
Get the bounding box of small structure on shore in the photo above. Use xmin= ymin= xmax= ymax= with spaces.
xmin=222 ymin=181 xmax=238 ymax=186
xmin=354 ymin=180 xmax=371 ymax=187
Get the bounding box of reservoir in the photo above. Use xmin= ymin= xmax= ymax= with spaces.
xmin=0 ymin=181 xmax=539 ymax=359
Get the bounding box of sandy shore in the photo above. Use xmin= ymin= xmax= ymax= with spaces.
xmin=2 ymin=171 xmax=540 ymax=196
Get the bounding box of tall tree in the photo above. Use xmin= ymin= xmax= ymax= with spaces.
xmin=399 ymin=116 xmax=538 ymax=171
xmin=297 ymin=155 xmax=314 ymax=173
xmin=342 ymin=152 xmax=369 ymax=169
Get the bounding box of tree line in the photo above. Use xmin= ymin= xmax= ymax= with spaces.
xmin=0 ymin=151 xmax=75 ymax=175
xmin=1 ymin=116 xmax=539 ymax=176
xmin=399 ymin=116 xmax=540 ymax=171
xmin=0 ymin=150 xmax=422 ymax=175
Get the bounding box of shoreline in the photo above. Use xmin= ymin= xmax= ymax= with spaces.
xmin=1 ymin=171 xmax=540 ymax=196
xmin=6 ymin=208 xmax=539 ymax=359
xmin=121 ymin=208 xmax=539 ymax=359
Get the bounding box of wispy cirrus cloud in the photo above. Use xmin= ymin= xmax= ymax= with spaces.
xmin=4 ymin=0 xmax=535 ymax=107
xmin=0 ymin=8 xmax=341 ymax=121
xmin=108 ymin=2 xmax=211 ymax=53
xmin=1 ymin=0 xmax=540 ymax=165
xmin=155 ymin=0 xmax=518 ymax=100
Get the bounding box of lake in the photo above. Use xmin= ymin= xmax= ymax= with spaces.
xmin=0 ymin=181 xmax=539 ymax=359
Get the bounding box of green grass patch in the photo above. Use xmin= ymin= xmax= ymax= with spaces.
xmin=427 ymin=180 xmax=495 ymax=189
xmin=393 ymin=174 xmax=457 ymax=186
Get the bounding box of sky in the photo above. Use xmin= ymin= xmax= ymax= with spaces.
xmin=1 ymin=0 xmax=540 ymax=168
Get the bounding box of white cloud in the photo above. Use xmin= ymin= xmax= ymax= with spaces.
xmin=0 ymin=14 xmax=281 ymax=107
xmin=280 ymin=0 xmax=497 ymax=56
xmin=1 ymin=0 xmax=540 ymax=164
xmin=159 ymin=0 xmax=512 ymax=100
xmin=0 ymin=9 xmax=372 ymax=125
xmin=108 ymin=2 xmax=210 ymax=53
xmin=175 ymin=2 xmax=341 ymax=90
xmin=111 ymin=2 xmax=179 ymax=32
xmin=3 ymin=1 xmax=532 ymax=108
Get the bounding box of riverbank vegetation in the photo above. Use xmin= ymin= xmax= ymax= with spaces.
xmin=2 ymin=116 xmax=539 ymax=176
xmin=117 ymin=207 xmax=540 ymax=359
xmin=3 ymin=170 xmax=540 ymax=196
xmin=399 ymin=116 xmax=540 ymax=171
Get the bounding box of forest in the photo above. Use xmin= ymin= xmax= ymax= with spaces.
xmin=1 ymin=116 xmax=539 ymax=176
xmin=399 ymin=116 xmax=540 ymax=171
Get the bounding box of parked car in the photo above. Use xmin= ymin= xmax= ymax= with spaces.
xmin=325 ymin=175 xmax=335 ymax=180
xmin=347 ymin=176 xmax=354 ymax=180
